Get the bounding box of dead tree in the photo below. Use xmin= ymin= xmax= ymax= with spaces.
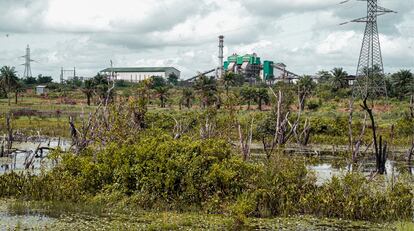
xmin=407 ymin=143 xmax=414 ymax=173
xmin=6 ymin=113 xmax=13 ymax=156
xmin=200 ymin=116 xmax=215 ymax=139
xmin=361 ymin=97 xmax=387 ymax=174
xmin=173 ymin=116 xmax=196 ymax=139
xmin=262 ymin=87 xmax=311 ymax=159
xmin=292 ymin=118 xmax=311 ymax=146
xmin=238 ymin=119 xmax=254 ymax=161
xmin=351 ymin=112 xmax=368 ymax=163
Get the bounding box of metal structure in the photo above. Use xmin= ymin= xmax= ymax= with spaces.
xmin=217 ymin=35 xmax=224 ymax=79
xmin=185 ymin=69 xmax=216 ymax=82
xmin=272 ymin=63 xmax=300 ymax=82
xmin=21 ymin=45 xmax=34 ymax=78
xmin=341 ymin=0 xmax=396 ymax=98
xmin=60 ymin=67 xmax=77 ymax=83
xmin=224 ymin=53 xmax=262 ymax=83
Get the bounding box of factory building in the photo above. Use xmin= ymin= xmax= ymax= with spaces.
xmin=99 ymin=67 xmax=180 ymax=82
xmin=223 ymin=54 xmax=274 ymax=81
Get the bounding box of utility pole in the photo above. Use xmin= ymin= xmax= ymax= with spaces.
xmin=60 ymin=67 xmax=64 ymax=84
xmin=341 ymin=0 xmax=396 ymax=98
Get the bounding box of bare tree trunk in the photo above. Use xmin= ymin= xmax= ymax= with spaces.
xmin=407 ymin=142 xmax=414 ymax=174
xmin=348 ymin=100 xmax=354 ymax=157
xmin=87 ymin=95 xmax=91 ymax=106
xmin=361 ymin=97 xmax=387 ymax=174
xmin=238 ymin=119 xmax=253 ymax=161
xmin=6 ymin=113 xmax=12 ymax=156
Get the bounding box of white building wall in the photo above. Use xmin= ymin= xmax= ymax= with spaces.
xmin=115 ymin=72 xmax=166 ymax=82
xmin=102 ymin=71 xmax=167 ymax=82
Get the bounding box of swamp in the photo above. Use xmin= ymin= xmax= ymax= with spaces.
xmin=0 ymin=69 xmax=414 ymax=230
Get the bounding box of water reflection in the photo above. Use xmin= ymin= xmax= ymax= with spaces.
xmin=0 ymin=139 xmax=70 ymax=175
xmin=0 ymin=212 xmax=54 ymax=230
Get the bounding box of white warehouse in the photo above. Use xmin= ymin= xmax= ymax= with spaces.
xmin=99 ymin=67 xmax=180 ymax=82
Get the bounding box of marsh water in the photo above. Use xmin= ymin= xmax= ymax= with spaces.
xmin=0 ymin=138 xmax=70 ymax=175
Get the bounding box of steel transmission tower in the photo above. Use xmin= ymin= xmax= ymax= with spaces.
xmin=341 ymin=0 xmax=396 ymax=98
xmin=22 ymin=45 xmax=34 ymax=78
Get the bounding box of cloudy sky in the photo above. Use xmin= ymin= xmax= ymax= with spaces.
xmin=0 ymin=0 xmax=413 ymax=80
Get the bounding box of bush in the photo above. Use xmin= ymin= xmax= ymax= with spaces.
xmin=0 ymin=133 xmax=412 ymax=222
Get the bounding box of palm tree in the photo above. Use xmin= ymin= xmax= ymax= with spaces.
xmin=222 ymin=72 xmax=237 ymax=95
xmin=330 ymin=67 xmax=348 ymax=92
xmin=0 ymin=66 xmax=19 ymax=106
xmin=154 ymin=86 xmax=169 ymax=108
xmin=255 ymin=88 xmax=269 ymax=111
xmin=180 ymin=88 xmax=195 ymax=109
xmin=194 ymin=75 xmax=218 ymax=108
xmin=82 ymin=79 xmax=95 ymax=106
xmin=391 ymin=70 xmax=413 ymax=100
xmin=297 ymin=75 xmax=316 ymax=110
xmin=93 ymin=74 xmax=110 ymax=101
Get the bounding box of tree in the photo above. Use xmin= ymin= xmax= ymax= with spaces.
xmin=317 ymin=70 xmax=332 ymax=84
xmin=194 ymin=75 xmax=219 ymax=108
xmin=149 ymin=76 xmax=169 ymax=108
xmin=390 ymin=70 xmax=413 ymax=100
xmin=14 ymin=80 xmax=23 ymax=104
xmin=154 ymin=86 xmax=169 ymax=108
xmin=330 ymin=68 xmax=348 ymax=92
xmin=297 ymin=75 xmax=316 ymax=110
xmin=82 ymin=79 xmax=95 ymax=106
xmin=0 ymin=66 xmax=19 ymax=106
xmin=23 ymin=76 xmax=37 ymax=85
xmin=167 ymin=73 xmax=179 ymax=86
xmin=149 ymin=76 xmax=167 ymax=89
xmin=240 ymin=87 xmax=256 ymax=110
xmin=66 ymin=76 xmax=82 ymax=87
xmin=222 ymin=72 xmax=237 ymax=95
xmin=180 ymin=88 xmax=195 ymax=109
xmin=37 ymin=74 xmax=53 ymax=84
xmin=255 ymin=88 xmax=270 ymax=111
xmin=93 ymin=74 xmax=110 ymax=102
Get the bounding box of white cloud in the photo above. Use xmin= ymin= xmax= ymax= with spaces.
xmin=0 ymin=0 xmax=412 ymax=80
xmin=316 ymin=31 xmax=356 ymax=55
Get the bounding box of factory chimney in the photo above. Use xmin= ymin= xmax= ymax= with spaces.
xmin=217 ymin=35 xmax=224 ymax=78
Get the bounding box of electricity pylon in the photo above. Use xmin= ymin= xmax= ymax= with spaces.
xmin=341 ymin=0 xmax=396 ymax=99
xmin=22 ymin=45 xmax=34 ymax=78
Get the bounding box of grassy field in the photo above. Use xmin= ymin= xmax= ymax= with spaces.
xmin=0 ymin=91 xmax=413 ymax=147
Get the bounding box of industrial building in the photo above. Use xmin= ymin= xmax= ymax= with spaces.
xmin=224 ymin=53 xmax=274 ymax=81
xmin=99 ymin=67 xmax=180 ymax=82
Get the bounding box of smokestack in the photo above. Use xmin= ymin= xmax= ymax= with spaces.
xmin=218 ymin=35 xmax=224 ymax=78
